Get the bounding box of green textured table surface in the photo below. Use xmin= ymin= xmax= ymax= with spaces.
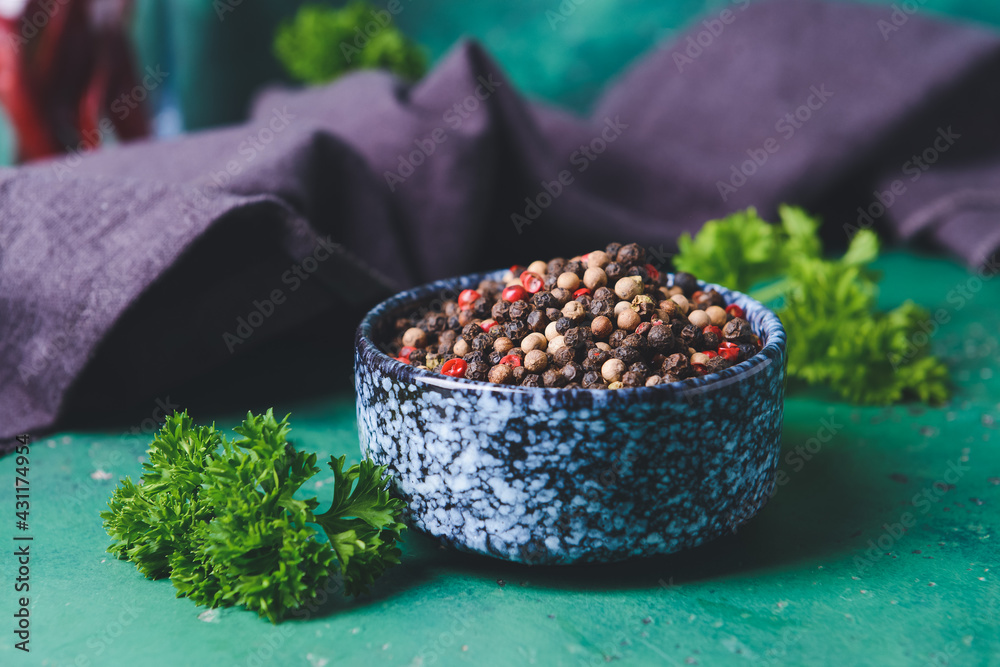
xmin=2 ymin=250 xmax=998 ymax=666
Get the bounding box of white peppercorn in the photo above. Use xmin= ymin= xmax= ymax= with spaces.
xmin=602 ymin=358 xmax=626 ymax=382
xmin=614 ymin=276 xmax=643 ymax=301
xmin=522 ymin=332 xmax=548 ymax=351
xmin=402 ymin=327 xmax=427 ymax=347
xmin=687 ymin=309 xmax=710 ymax=328
xmin=524 ymin=349 xmax=548 ymax=372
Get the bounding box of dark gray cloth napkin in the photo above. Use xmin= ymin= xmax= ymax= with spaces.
xmin=2 ymin=0 xmax=999 ymax=447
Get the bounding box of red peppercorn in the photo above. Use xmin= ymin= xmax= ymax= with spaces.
xmin=703 ymin=350 xmax=718 ymax=358
xmin=645 ymin=264 xmax=659 ymax=281
xmin=499 ymin=354 xmax=522 ymax=367
xmin=634 ymin=321 xmax=652 ymax=336
xmin=725 ymin=304 xmax=744 ymax=319
xmin=502 ymin=285 xmax=527 ymax=302
xmin=520 ymin=271 xmax=545 ymax=294
xmin=399 ymin=346 xmax=417 ymax=361
xmin=441 ymin=358 xmax=468 ymax=377
xmin=458 ymin=289 xmax=481 ymax=310
xmin=692 ymin=290 xmax=704 ymax=301
xmin=702 ymin=325 xmax=722 ymax=337
xmin=718 ymin=346 xmax=739 ymax=361
xmin=481 ymin=321 xmax=499 ymax=332
xmin=395 ymin=356 xmax=410 ymax=364
xmin=573 ymin=287 xmax=592 ymax=298
xmin=510 ymin=264 xmax=525 ymax=275
xmin=691 ymin=363 xmax=707 ymax=374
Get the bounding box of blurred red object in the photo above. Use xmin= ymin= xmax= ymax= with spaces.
xmin=0 ymin=0 xmax=150 ymax=162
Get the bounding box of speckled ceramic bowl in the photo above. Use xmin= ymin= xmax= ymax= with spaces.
xmin=355 ymin=271 xmax=786 ymax=565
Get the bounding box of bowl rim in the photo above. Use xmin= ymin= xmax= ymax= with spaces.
xmin=356 ymin=269 xmax=786 ymax=398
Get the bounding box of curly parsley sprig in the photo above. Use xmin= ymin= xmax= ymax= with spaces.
xmin=674 ymin=206 xmax=949 ymax=404
xmin=101 ymin=410 xmax=405 ymax=623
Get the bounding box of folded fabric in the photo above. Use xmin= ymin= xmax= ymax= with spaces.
xmin=2 ymin=0 xmax=999 ymax=448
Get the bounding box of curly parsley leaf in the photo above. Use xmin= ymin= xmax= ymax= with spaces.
xmin=273 ymin=2 xmax=426 ymax=85
xmin=101 ymin=410 xmax=405 ymax=623
xmin=673 ymin=206 xmax=950 ymax=404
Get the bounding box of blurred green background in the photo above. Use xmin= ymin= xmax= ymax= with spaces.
xmin=1 ymin=0 xmax=999 ymax=163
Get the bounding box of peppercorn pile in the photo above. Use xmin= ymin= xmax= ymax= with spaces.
xmin=385 ymin=243 xmax=762 ymax=389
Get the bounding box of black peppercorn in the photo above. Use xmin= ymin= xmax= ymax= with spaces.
xmin=590 ymin=298 xmax=613 ymax=318
xmin=679 ymin=323 xmax=703 ymax=349
xmin=608 ymin=329 xmax=627 ymax=348
xmin=553 ymin=346 xmax=576 ymax=366
xmin=463 ymin=350 xmax=487 ymax=364
xmin=512 ymin=366 xmax=528 ymax=383
xmin=616 ymin=242 xmax=646 ymax=267
xmin=614 ymin=345 xmax=641 ymax=365
xmin=738 ymin=342 xmax=758 ymax=361
xmin=532 ymin=291 xmax=557 ymax=310
xmin=626 ymin=265 xmax=649 ymax=282
xmin=629 ymin=361 xmax=650 ymax=376
xmin=604 ymin=262 xmax=624 ymax=282
xmin=504 ymin=320 xmax=529 ymax=341
xmin=543 ymin=274 xmax=558 ymax=291
xmin=646 ymin=324 xmax=674 ymax=352
xmin=605 ymin=242 xmax=622 ymax=257
xmin=526 ymin=309 xmax=548 ymax=332
xmin=447 ymin=315 xmax=461 ymax=331
xmin=555 ymin=317 xmax=573 ymax=335
xmin=545 ymin=307 xmax=562 ymax=322
xmin=583 ymin=348 xmax=610 ymax=371
xmin=488 ymin=350 xmax=504 ymax=365
xmin=702 ymin=330 xmax=721 ymax=350
xmin=564 ymin=259 xmax=584 ymax=277
xmin=491 ymin=300 xmax=510 ymax=323
xmin=547 ymin=258 xmax=566 ymax=275
xmin=582 ymin=370 xmax=605 ymax=388
xmin=409 ymin=349 xmax=427 ymax=365
xmin=561 ymin=362 xmax=584 ymax=383
xmin=521 ymin=373 xmax=543 ymax=387
xmin=542 ymin=368 xmax=567 ymax=388
xmin=564 ymin=327 xmax=592 ymax=349
xmin=466 ymin=361 xmax=489 ymax=381
xmin=472 ymin=334 xmax=493 ymax=352
xmin=622 ymin=371 xmax=645 ymax=388
xmin=704 ymin=356 xmax=732 ymax=374
xmin=661 ymin=352 xmax=689 ymax=375
xmin=593 ymin=286 xmax=614 ymax=301
xmin=509 ymin=300 xmax=531 ymax=320
xmin=462 ymin=323 xmax=481 ymax=342
xmin=723 ymin=317 xmax=753 ymax=342
xmin=622 ymin=333 xmax=646 ymax=351
xmin=672 ymin=271 xmax=698 ymax=296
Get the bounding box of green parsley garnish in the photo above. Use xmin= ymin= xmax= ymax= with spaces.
xmin=674 ymin=206 xmax=949 ymax=404
xmin=274 ymin=2 xmax=426 ymax=85
xmin=101 ymin=410 xmax=405 ymax=623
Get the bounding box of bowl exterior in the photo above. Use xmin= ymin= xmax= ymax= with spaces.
xmin=356 ymin=272 xmax=786 ymax=564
